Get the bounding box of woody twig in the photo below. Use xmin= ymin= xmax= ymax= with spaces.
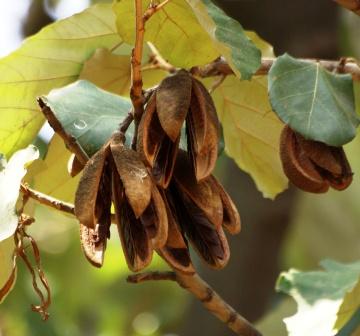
xmin=191 ymin=56 xmax=360 ymax=81
xmin=128 ymin=271 xmax=262 ymax=336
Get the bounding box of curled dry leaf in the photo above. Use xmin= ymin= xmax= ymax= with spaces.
xmin=280 ymin=125 xmax=353 ymax=193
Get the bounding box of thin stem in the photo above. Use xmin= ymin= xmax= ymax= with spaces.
xmin=143 ymin=0 xmax=171 ymax=21
xmin=20 ymin=184 xmax=117 ymax=222
xmin=130 ymin=0 xmax=171 ymax=149
xmin=38 ymin=99 xmax=89 ymax=165
xmin=143 ymin=42 xmax=177 ymax=73
xmin=118 ymin=110 xmax=134 ymax=134
xmin=127 ymin=271 xmax=177 ymax=283
xmin=20 ymin=184 xmax=75 ymax=215
xmin=209 ymin=74 xmax=227 ymax=94
xmin=191 ymin=56 xmax=360 ymax=81
xmin=130 ymin=0 xmax=146 ymax=149
xmin=127 ymin=271 xmax=262 ymax=336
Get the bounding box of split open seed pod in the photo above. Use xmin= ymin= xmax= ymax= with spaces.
xmin=74 ymin=141 xmax=112 ymax=267
xmin=157 ymin=190 xmax=195 ymax=274
xmin=280 ymin=125 xmax=353 ymax=193
xmin=169 ymin=151 xmax=235 ymax=269
xmin=110 ymin=133 xmax=168 ymax=272
xmin=75 ymin=132 xmax=168 ymax=270
xmin=138 ymin=70 xmax=220 ymax=187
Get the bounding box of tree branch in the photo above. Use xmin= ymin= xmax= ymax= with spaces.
xmin=20 ymin=184 xmax=118 ymax=222
xmin=20 ymin=183 xmax=261 ymax=334
xmin=127 ymin=271 xmax=177 ymax=283
xmin=143 ymin=42 xmax=177 ymax=73
xmin=20 ymin=184 xmax=75 ymax=215
xmin=333 ymin=0 xmax=360 ymax=15
xmin=191 ymin=56 xmax=360 ymax=81
xmin=130 ymin=0 xmax=146 ymax=134
xmin=127 ymin=271 xmax=262 ymax=336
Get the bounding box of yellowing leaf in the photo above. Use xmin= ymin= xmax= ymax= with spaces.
xmin=113 ymin=0 xmax=219 ymax=68
xmin=335 ymin=279 xmax=360 ymax=332
xmin=26 ymin=135 xmax=79 ymax=203
xmin=79 ymin=48 xmax=166 ymax=95
xmin=212 ymin=76 xmax=287 ymax=198
xmin=211 ymin=33 xmax=287 ymax=198
xmin=0 ymin=237 xmax=16 ymax=304
xmin=0 ymin=4 xmax=122 ymax=157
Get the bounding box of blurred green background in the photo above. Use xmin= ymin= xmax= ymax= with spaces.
xmin=0 ymin=1 xmax=359 ymax=335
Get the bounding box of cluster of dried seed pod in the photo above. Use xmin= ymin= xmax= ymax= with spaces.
xmin=74 ymin=70 xmax=241 ymax=274
xmin=280 ymin=125 xmax=353 ymax=193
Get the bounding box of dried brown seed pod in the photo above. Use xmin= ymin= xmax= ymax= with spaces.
xmin=157 ymin=191 xmax=195 ymax=274
xmin=137 ymin=93 xmax=180 ymax=188
xmin=138 ymin=70 xmax=220 ymax=187
xmin=75 ymin=131 xmax=168 ymax=270
xmin=76 ymin=150 xmax=112 ymax=267
xmin=169 ymin=151 xmax=235 ymax=269
xmin=173 ymin=151 xmax=223 ymax=229
xmin=280 ymin=125 xmax=353 ymax=193
xmin=110 ymin=132 xmax=152 ymax=218
xmin=74 ymin=144 xmax=111 ymax=229
xmin=156 ymin=69 xmax=192 ymax=141
xmin=188 ymin=78 xmax=220 ymax=181
xmin=80 ymin=223 xmax=107 ymax=268
xmin=209 ymin=176 xmax=241 ymax=235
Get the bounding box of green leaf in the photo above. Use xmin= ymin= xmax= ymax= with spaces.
xmin=0 ymin=4 xmax=122 ymax=157
xmin=39 ymin=80 xmax=133 ymax=157
xmin=355 ymin=81 xmax=360 ymax=116
xmin=186 ymin=0 xmax=261 ymax=79
xmin=79 ymin=48 xmax=166 ymax=96
xmin=113 ymin=0 xmax=219 ymax=68
xmin=0 ymin=237 xmax=16 ymax=304
xmin=268 ymin=54 xmax=359 ymax=146
xmin=211 ymin=33 xmax=287 ymax=199
xmin=277 ymin=259 xmax=360 ymax=336
xmin=0 ymin=146 xmax=39 ymax=241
